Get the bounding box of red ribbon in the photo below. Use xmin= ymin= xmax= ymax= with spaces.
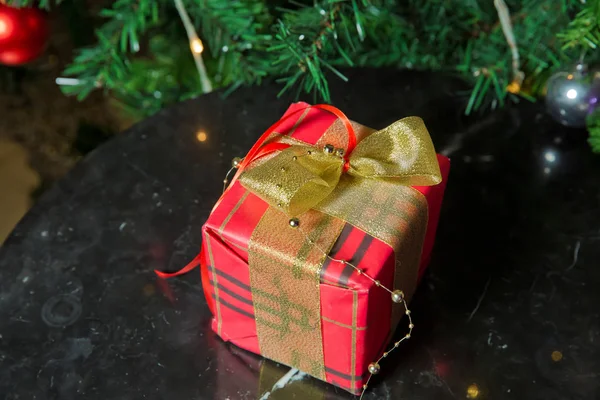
xmin=154 ymin=247 xmax=215 ymax=315
xmin=154 ymin=104 xmax=356 ymax=315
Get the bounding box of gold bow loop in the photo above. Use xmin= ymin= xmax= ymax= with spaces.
xmin=240 ymin=116 xmax=442 ymax=216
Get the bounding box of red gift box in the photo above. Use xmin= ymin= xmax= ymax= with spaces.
xmin=199 ymin=103 xmax=449 ymax=394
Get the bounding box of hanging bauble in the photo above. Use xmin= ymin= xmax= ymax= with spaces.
xmin=0 ymin=4 xmax=48 ymax=66
xmin=545 ymin=63 xmax=600 ymax=128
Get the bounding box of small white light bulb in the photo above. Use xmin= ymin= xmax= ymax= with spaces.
xmin=190 ymin=38 xmax=204 ymax=54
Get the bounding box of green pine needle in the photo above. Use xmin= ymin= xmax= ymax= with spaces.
xmin=587 ymin=110 xmax=600 ymax=153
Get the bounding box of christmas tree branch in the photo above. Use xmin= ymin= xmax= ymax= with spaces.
xmin=269 ymin=1 xmax=360 ymax=102
xmin=587 ymin=109 xmax=600 ymax=153
xmin=6 ymin=0 xmax=63 ymax=9
xmin=19 ymin=0 xmax=600 ymax=137
xmin=190 ymin=0 xmax=272 ymax=87
xmin=558 ymin=0 xmax=600 ymax=50
xmin=57 ymin=0 xmax=162 ymax=106
xmin=174 ymin=0 xmax=212 ymax=93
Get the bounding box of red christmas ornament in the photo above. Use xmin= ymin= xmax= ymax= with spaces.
xmin=0 ymin=3 xmax=48 ymax=66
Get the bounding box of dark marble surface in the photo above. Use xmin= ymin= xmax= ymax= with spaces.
xmin=1 ymin=69 xmax=600 ymax=400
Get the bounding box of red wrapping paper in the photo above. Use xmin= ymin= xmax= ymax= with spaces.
xmin=201 ymin=103 xmax=450 ymax=394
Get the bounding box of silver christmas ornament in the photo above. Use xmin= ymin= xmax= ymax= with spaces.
xmin=545 ymin=63 xmax=600 ymax=128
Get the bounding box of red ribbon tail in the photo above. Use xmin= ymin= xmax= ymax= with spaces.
xmin=154 ymin=252 xmax=202 ymax=278
xmin=154 ymin=247 xmax=216 ymax=316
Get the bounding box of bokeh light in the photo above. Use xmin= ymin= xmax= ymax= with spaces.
xmin=196 ymin=131 xmax=207 ymax=142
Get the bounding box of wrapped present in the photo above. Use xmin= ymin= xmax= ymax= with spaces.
xmin=159 ymin=102 xmax=450 ymax=395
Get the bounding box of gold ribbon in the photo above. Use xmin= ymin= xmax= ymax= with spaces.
xmin=241 ymin=115 xmax=442 ymax=384
xmin=249 ymin=209 xmax=344 ymax=380
xmin=240 ymin=116 xmax=441 ymax=216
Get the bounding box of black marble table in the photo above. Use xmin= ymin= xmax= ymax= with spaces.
xmin=2 ymin=69 xmax=600 ymax=400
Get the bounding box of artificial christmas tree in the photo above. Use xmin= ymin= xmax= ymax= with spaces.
xmin=8 ymin=0 xmax=600 ymax=148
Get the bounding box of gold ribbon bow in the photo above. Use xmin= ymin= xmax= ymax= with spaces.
xmin=239 ymin=116 xmax=442 ymax=216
